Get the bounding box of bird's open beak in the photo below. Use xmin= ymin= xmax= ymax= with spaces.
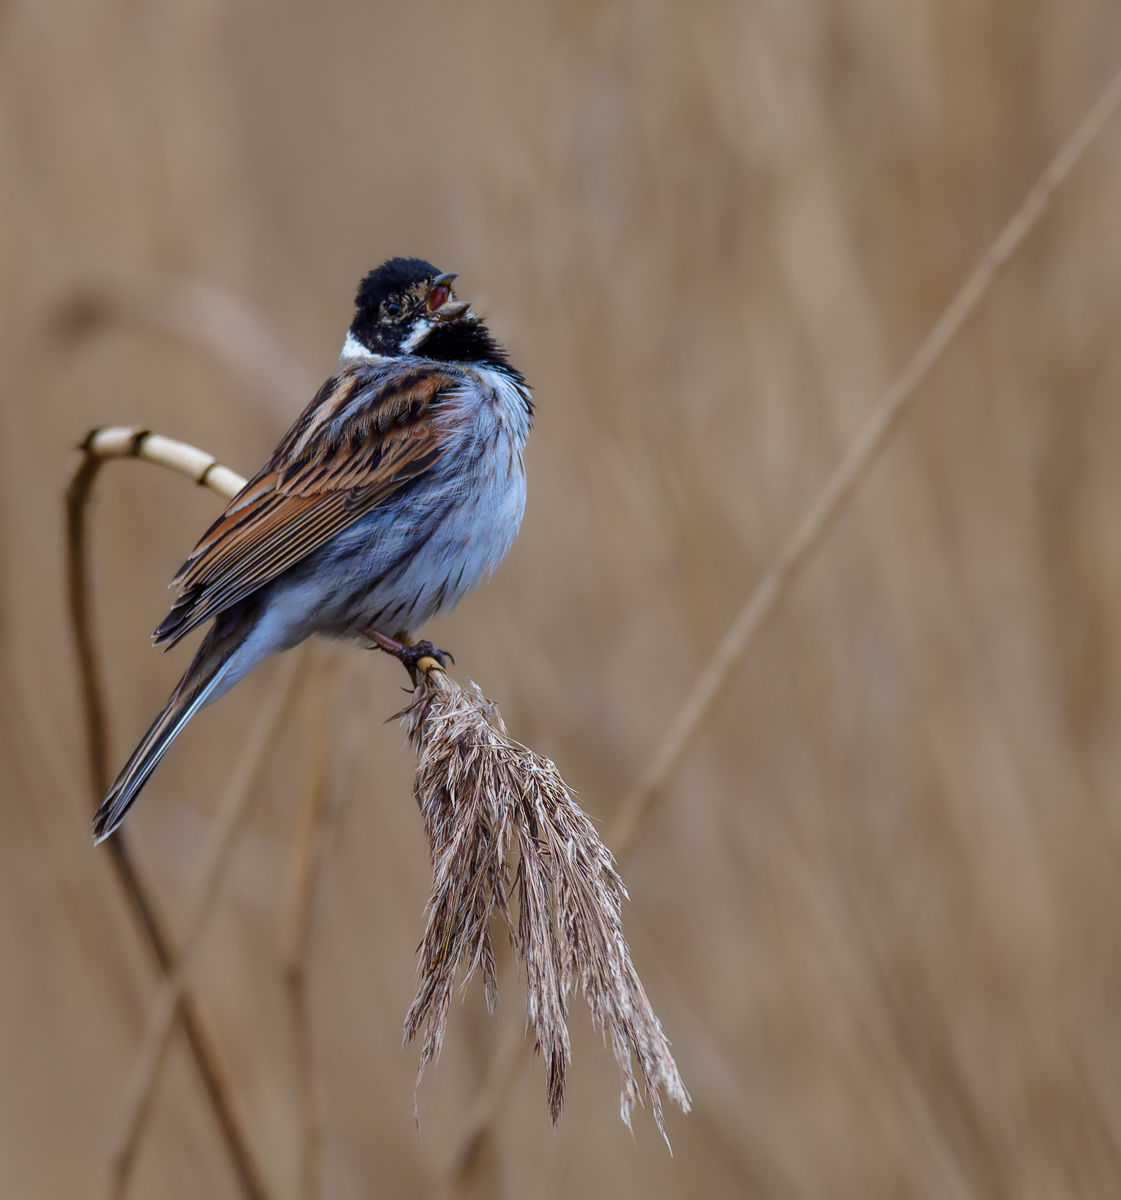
xmin=426 ymin=273 xmax=469 ymax=319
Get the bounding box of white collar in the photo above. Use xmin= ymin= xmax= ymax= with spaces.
xmin=339 ymin=331 xmax=390 ymax=361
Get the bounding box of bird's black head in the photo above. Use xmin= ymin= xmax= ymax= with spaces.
xmin=347 ymin=257 xmax=520 ymax=375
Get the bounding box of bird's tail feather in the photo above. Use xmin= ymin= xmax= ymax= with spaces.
xmin=92 ymin=626 xmax=242 ymax=843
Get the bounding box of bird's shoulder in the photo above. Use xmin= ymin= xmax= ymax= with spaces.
xmin=265 ymin=356 xmax=466 ymax=488
xmin=164 ymin=358 xmax=461 ymax=614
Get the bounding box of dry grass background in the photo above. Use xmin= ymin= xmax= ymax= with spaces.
xmin=4 ymin=1 xmax=1121 ymax=1197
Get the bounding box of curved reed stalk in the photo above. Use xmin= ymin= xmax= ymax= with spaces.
xmin=66 ymin=431 xmax=280 ymax=1200
xmin=58 ymin=270 xmax=320 ymax=1200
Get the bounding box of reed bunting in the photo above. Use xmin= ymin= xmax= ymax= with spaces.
xmin=93 ymin=258 xmax=532 ymax=841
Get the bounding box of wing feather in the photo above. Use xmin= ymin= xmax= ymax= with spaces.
xmin=155 ymin=362 xmax=457 ymax=646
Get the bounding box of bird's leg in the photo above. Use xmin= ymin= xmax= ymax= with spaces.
xmin=362 ymin=626 xmax=454 ymax=684
xmin=363 ymin=627 xmax=411 ymax=656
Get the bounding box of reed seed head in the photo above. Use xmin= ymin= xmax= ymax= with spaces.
xmin=398 ymin=666 xmax=690 ymax=1139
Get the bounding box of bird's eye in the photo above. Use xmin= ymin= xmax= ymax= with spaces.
xmin=385 ymin=299 xmax=403 ymax=318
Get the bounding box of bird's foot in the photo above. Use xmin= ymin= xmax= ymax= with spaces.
xmin=399 ymin=640 xmax=454 ymax=671
xmin=363 ymin=628 xmax=453 ymax=683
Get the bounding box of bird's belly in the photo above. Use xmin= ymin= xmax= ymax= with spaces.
xmin=294 ymin=448 xmax=526 ymax=638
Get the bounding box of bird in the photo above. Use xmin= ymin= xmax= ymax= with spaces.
xmin=92 ymin=257 xmax=533 ymax=842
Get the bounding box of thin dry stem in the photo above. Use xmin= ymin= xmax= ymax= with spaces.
xmin=399 ymin=666 xmax=690 ymax=1140
xmin=66 ymin=438 xmax=274 ymax=1200
xmin=432 ymin=61 xmax=1121 ymax=1196
xmin=607 ymin=61 xmax=1121 ymax=856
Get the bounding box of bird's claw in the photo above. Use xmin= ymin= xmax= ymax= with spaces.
xmin=360 ymin=626 xmax=454 ymax=682
xmin=400 ymin=640 xmax=454 ymax=671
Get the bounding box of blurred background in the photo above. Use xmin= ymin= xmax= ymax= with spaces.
xmin=4 ymin=1 xmax=1121 ymax=1197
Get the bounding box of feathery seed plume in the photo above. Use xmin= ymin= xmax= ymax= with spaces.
xmin=398 ymin=663 xmax=690 ymax=1140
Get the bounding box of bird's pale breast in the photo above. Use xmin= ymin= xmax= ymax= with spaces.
xmin=277 ymin=361 xmax=531 ymax=640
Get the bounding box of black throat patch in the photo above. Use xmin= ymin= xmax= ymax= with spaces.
xmin=420 ymin=320 xmax=524 ymax=382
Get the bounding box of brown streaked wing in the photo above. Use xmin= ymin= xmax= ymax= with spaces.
xmin=155 ymin=364 xmax=457 ymax=646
